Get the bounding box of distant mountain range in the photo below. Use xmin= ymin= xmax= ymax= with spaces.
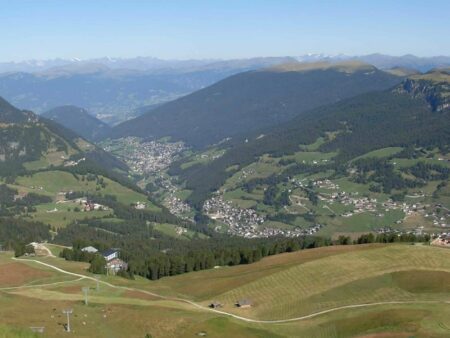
xmin=0 ymin=57 xmax=295 ymax=124
xmin=108 ymin=61 xmax=403 ymax=147
xmin=0 ymin=54 xmax=448 ymax=125
xmin=294 ymin=53 xmax=450 ymax=72
xmin=1 ymin=54 xmax=449 ymax=74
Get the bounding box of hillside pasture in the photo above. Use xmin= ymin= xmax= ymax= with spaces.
xmin=281 ymin=150 xmax=337 ymax=164
xmin=1 ymin=245 xmax=450 ymax=337
xmin=352 ymin=147 xmax=403 ymax=161
xmin=317 ymin=208 xmax=405 ymax=237
xmin=28 ymin=202 xmax=112 ymax=228
xmin=142 ymin=244 xmax=386 ymax=300
xmin=223 ymin=159 xmax=280 ymax=190
xmin=0 ymin=254 xmax=75 ymax=288
xmin=211 ymin=245 xmax=450 ymax=320
xmin=13 ymin=170 xmax=159 ymax=211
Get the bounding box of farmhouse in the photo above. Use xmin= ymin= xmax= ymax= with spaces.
xmin=209 ymin=301 xmax=223 ymax=309
xmin=81 ymin=246 xmax=98 ymax=253
xmin=107 ymin=258 xmax=128 ymax=272
xmin=102 ymin=249 xmax=128 ymax=273
xmin=135 ymin=201 xmax=146 ymax=210
xmin=102 ymin=249 xmax=119 ymax=261
xmin=236 ymin=299 xmax=252 ymax=308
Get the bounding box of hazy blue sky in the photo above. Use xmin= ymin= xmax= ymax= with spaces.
xmin=1 ymin=0 xmax=449 ymax=61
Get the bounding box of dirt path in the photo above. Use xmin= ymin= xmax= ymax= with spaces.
xmin=35 ymin=243 xmax=55 ymax=257
xmin=12 ymin=257 xmax=450 ymax=324
xmin=0 ymin=277 xmax=84 ymax=291
xmin=323 ymin=204 xmax=336 ymax=215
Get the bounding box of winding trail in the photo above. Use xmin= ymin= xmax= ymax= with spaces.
xmin=11 ymin=257 xmax=450 ymax=324
xmin=34 ymin=243 xmax=56 ymax=257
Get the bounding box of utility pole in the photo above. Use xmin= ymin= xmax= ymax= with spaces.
xmin=82 ymin=287 xmax=90 ymax=305
xmin=62 ymin=309 xmax=73 ymax=333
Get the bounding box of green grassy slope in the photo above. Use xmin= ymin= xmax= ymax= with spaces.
xmin=1 ymin=244 xmax=449 ymax=337
xmin=211 ymin=245 xmax=450 ymax=320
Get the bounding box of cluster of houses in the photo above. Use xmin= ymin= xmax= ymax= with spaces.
xmin=247 ymin=223 xmax=324 ymax=238
xmin=134 ymin=201 xmax=146 ymax=210
xmin=433 ymin=233 xmax=450 ymax=246
xmin=203 ymin=195 xmax=324 ymax=238
xmin=63 ymin=157 xmax=85 ymax=167
xmin=208 ymin=171 xmax=450 ymax=238
xmin=164 ymin=195 xmax=192 ymax=219
xmin=292 ymin=178 xmax=450 ymax=228
xmin=81 ymin=246 xmax=127 ymax=274
xmin=74 ymin=198 xmax=109 ymax=212
xmin=425 ymin=204 xmax=450 ymax=228
xmin=193 ymin=149 xmax=225 ymax=163
xmin=339 ymin=196 xmax=378 ymax=217
xmin=175 ymin=226 xmax=188 ymax=235
xmin=234 ymin=168 xmax=256 ymax=183
xmin=147 ymin=173 xmax=193 ymax=220
xmin=311 ymin=179 xmax=339 ymax=190
xmin=103 ymin=137 xmax=185 ymax=175
xmin=203 ymin=196 xmax=265 ymax=236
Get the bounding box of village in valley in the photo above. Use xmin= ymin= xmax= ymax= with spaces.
xmin=98 ymin=136 xmax=450 ymax=242
xmin=101 ymin=137 xmax=194 ymax=220
xmin=203 ymin=195 xmax=324 ymax=238
xmin=101 ymin=137 xmax=186 ymax=176
xmin=202 ymin=169 xmax=450 ymax=240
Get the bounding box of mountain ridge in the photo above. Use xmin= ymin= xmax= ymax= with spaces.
xmin=108 ymin=62 xmax=403 ymax=147
xmin=0 ymin=97 xmax=127 ymax=176
xmin=170 ymin=73 xmax=450 ymax=207
xmin=42 ymin=105 xmax=111 ymax=141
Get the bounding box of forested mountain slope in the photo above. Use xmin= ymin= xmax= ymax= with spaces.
xmin=0 ymin=97 xmax=126 ymax=177
xmin=108 ymin=62 xmax=402 ymax=147
xmin=171 ymin=70 xmax=450 ymax=207
xmin=42 ymin=105 xmax=111 ymax=141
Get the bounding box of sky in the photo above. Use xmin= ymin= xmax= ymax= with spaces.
xmin=1 ymin=0 xmax=449 ymax=62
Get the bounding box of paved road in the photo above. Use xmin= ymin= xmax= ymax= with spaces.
xmin=12 ymin=256 xmax=450 ymax=324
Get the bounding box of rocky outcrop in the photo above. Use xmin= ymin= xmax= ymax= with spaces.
xmin=395 ymin=78 xmax=450 ymax=112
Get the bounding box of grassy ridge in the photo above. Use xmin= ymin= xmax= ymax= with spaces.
xmin=212 ymin=245 xmax=450 ymax=320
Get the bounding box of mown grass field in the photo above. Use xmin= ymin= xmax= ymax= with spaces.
xmin=180 ymin=148 xmax=226 ymax=170
xmin=1 ymin=244 xmax=449 ymax=337
xmin=317 ymin=209 xmax=405 ymax=237
xmin=352 ymin=147 xmax=403 ymax=161
xmin=211 ymin=245 xmax=450 ymax=320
